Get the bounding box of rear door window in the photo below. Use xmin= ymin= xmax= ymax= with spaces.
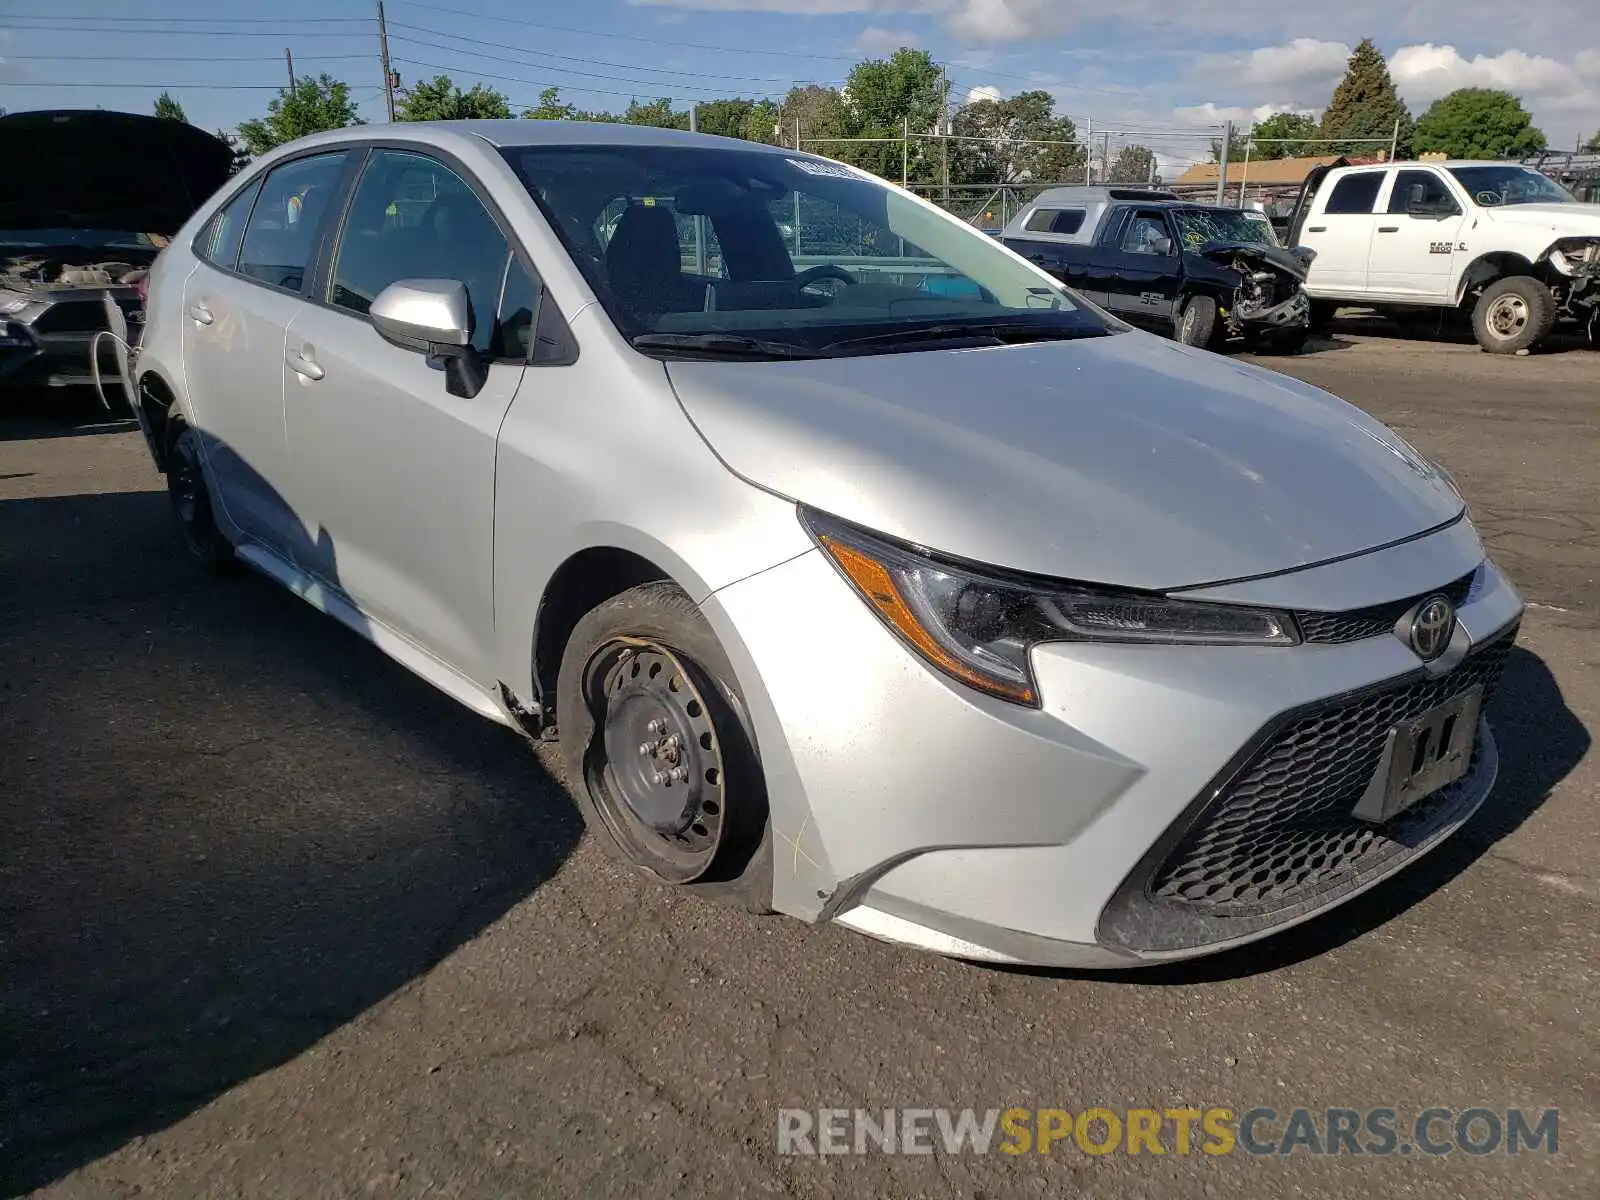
xmin=237 ymin=151 xmax=349 ymax=292
xmin=1323 ymin=172 xmax=1384 ymax=215
xmin=199 ymin=179 xmax=262 ymax=271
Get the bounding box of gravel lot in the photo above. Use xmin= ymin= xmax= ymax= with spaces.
xmin=2 ymin=332 xmax=1596 ymax=1198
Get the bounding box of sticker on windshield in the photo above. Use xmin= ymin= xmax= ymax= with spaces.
xmin=787 ymin=157 xmax=858 ymax=180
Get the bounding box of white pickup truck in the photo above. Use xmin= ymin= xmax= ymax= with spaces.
xmin=1287 ymin=158 xmax=1600 ymax=353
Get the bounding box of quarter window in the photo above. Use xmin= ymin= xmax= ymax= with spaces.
xmin=1323 ymin=172 xmax=1384 ymax=215
xmin=236 ymin=151 xmax=348 ymax=292
xmin=331 ymin=149 xmax=520 ymax=358
xmin=200 ymin=179 xmax=261 ymax=271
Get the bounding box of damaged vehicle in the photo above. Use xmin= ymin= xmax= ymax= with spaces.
xmin=1288 ymin=159 xmax=1600 ymax=354
xmin=126 ymin=123 xmax=1523 ymax=969
xmin=999 ymin=186 xmax=1314 ymax=353
xmin=0 ymin=109 xmax=235 ymax=393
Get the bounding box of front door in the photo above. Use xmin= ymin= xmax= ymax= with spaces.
xmin=180 ymin=150 xmax=349 ymax=559
xmin=282 ymin=148 xmax=537 ymax=681
xmin=1368 ymin=168 xmax=1467 ymax=299
xmin=1093 ymin=209 xmax=1180 ymax=331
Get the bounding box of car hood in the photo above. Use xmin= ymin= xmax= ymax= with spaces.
xmin=1191 ymin=240 xmax=1313 ymax=280
xmin=1481 ymin=202 xmax=1600 ymax=236
xmin=667 ymin=332 xmax=1464 ymax=590
xmin=0 ymin=110 xmax=235 ymax=235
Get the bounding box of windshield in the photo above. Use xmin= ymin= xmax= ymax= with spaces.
xmin=0 ymin=229 xmax=162 ymax=251
xmin=502 ymin=144 xmax=1109 ymax=354
xmin=1447 ymin=166 xmax=1574 ymax=207
xmin=1172 ymin=208 xmax=1280 ymax=250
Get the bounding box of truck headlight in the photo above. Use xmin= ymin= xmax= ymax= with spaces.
xmin=802 ymin=509 xmax=1298 ymax=706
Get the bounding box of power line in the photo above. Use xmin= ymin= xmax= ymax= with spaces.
xmin=2 ymin=21 xmax=374 ymax=38
xmin=387 ymin=21 xmax=835 ymax=87
xmin=3 ymin=52 xmax=371 ymax=62
xmin=389 ymin=54 xmax=795 ymax=102
xmin=389 ymin=0 xmax=863 ymax=64
xmin=0 ymin=80 xmax=292 ymax=90
xmin=2 ymin=13 xmax=375 ymax=24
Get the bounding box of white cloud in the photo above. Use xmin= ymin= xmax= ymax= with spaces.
xmin=854 ymin=26 xmax=924 ymax=52
xmin=1170 ymin=101 xmax=1312 ymax=127
xmin=1194 ymin=39 xmax=1351 ymax=89
xmin=965 ymin=84 xmax=1004 ymax=103
xmin=1389 ymin=43 xmax=1597 ymax=111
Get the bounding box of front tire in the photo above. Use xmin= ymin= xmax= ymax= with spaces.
xmin=165 ymin=422 xmax=233 ymax=572
xmin=1174 ymin=294 xmax=1219 ymax=349
xmin=1472 ymin=276 xmax=1556 ymax=354
xmin=556 ymin=581 xmax=772 ymax=910
xmin=1257 ymin=326 xmax=1310 ymax=355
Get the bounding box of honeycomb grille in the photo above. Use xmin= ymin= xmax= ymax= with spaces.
xmin=1148 ymin=628 xmax=1515 ymax=914
xmin=1293 ymin=570 xmax=1477 ymax=645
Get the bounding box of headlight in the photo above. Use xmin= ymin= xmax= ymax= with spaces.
xmin=802 ymin=509 xmax=1299 ymax=707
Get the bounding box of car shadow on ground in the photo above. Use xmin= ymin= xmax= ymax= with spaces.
xmin=1328 ymin=311 xmax=1598 ymax=354
xmin=1008 ymin=644 xmax=1588 ymax=986
xmin=0 ymin=486 xmax=583 ymax=1195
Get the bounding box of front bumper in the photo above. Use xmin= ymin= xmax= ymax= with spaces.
xmin=705 ymin=524 xmax=1523 ymax=968
xmin=1237 ymin=288 xmax=1310 ymax=330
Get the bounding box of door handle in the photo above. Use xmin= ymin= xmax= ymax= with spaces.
xmin=1307 ymin=225 xmax=1327 ymax=233
xmin=287 ymin=347 xmax=325 ymax=381
xmin=1378 ymin=226 xmax=1400 ymax=233
xmin=186 ymin=301 xmax=214 ymax=325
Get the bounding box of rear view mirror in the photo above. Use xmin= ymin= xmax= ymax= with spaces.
xmin=370 ymin=279 xmax=486 ymax=399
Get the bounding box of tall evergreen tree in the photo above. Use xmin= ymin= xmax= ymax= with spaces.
xmin=153 ymin=91 xmax=187 ymax=122
xmin=1319 ymin=39 xmax=1414 ymax=157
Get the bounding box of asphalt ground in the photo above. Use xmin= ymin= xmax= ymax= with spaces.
xmin=2 ymin=329 xmax=1596 ymax=1198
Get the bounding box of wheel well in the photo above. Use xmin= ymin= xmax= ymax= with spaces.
xmin=532 ymin=547 xmax=671 ymax=712
xmin=1456 ymin=252 xmax=1536 ymax=306
xmin=137 ymin=371 xmax=180 ymax=471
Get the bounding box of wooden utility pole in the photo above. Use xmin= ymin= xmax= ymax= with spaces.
xmin=285 ymin=48 xmax=295 ymax=89
xmin=377 ymin=1 xmax=396 ymax=122
xmin=939 ymin=66 xmax=950 ymax=204
xmin=1215 ymin=119 xmax=1234 ymax=205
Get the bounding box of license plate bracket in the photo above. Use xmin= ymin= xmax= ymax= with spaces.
xmin=1352 ymin=685 xmax=1484 ymax=824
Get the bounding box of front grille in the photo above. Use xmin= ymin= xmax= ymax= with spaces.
xmin=1099 ymin=625 xmax=1517 ymax=953
xmin=1294 ymin=570 xmax=1476 ymax=645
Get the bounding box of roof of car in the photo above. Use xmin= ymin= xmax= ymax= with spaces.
xmin=1330 ymin=159 xmax=1537 ymax=171
xmin=380 ymin=119 xmax=797 ymax=153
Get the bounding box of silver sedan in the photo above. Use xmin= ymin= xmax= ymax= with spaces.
xmin=126 ymin=121 xmax=1523 ymax=968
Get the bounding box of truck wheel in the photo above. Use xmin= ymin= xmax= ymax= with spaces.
xmin=1472 ymin=276 xmax=1556 ymax=354
xmin=1259 ymin=327 xmax=1310 ymax=355
xmin=556 ymin=581 xmax=773 ymax=912
xmin=1307 ymin=300 xmax=1339 ymax=332
xmin=1175 ymin=295 xmax=1219 ymax=349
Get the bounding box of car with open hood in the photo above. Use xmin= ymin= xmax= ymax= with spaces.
xmin=0 ymin=109 xmax=235 ymax=393
xmin=999 ymin=185 xmax=1315 ymax=353
xmin=123 ymin=121 xmax=1523 ymax=968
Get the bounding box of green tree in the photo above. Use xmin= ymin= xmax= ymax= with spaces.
xmin=777 ymin=84 xmax=847 ymax=150
xmin=622 ymin=97 xmax=688 ymax=130
xmin=1584 ymin=130 xmax=1600 ymax=152
xmin=395 ymin=74 xmax=511 ymax=122
xmin=1319 ymin=38 xmax=1414 ymax=156
xmin=153 ymin=91 xmax=187 ymax=122
xmin=1210 ymin=126 xmax=1249 ymax=163
xmin=521 ymin=86 xmax=616 ymax=122
xmin=1413 ymin=89 xmax=1545 ymax=159
xmin=237 ymin=73 xmax=362 ymax=157
xmin=833 ymin=49 xmax=946 ymax=183
xmin=1249 ymin=111 xmax=1318 ymax=160
xmin=1107 ymin=143 xmax=1157 ymax=184
xmin=691 ymin=97 xmax=779 ymax=143
xmin=949 ymin=90 xmax=1084 ymax=185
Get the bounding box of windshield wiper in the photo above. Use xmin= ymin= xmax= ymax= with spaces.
xmin=821 ymin=321 xmax=1108 ymax=355
xmin=630 ymin=332 xmax=829 ymax=360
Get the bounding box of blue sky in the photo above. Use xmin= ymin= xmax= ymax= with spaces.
xmin=2 ymin=0 xmax=1595 ymax=170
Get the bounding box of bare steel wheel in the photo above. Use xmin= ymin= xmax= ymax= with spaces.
xmin=556 ymin=581 xmax=773 ymax=906
xmin=1471 ymin=275 xmax=1556 ymax=354
xmin=583 ymin=641 xmax=726 ymax=881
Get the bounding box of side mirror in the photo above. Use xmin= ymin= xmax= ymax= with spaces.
xmin=369 ymin=278 xmax=486 ymax=399
xmin=370 ymin=278 xmax=472 ymax=349
xmin=1150 ymin=236 xmax=1174 ymax=256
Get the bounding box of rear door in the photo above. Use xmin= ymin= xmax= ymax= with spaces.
xmin=1368 ymin=168 xmax=1467 ymax=299
xmin=180 ymin=150 xmax=350 ymax=559
xmin=1091 ymin=208 xmax=1180 ymax=331
xmin=1298 ymin=168 xmax=1386 ymax=294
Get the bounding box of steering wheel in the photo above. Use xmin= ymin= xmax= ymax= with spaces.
xmin=1476 ymin=190 xmax=1502 ymax=206
xmin=794 ymin=264 xmax=859 ymax=292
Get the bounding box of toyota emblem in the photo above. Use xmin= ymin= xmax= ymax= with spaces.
xmin=1409 ymin=595 xmax=1455 ymax=661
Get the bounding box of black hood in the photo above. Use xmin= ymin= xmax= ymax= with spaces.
xmin=0 ymin=109 xmax=235 ymax=235
xmin=1192 ymin=239 xmax=1314 ymax=280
